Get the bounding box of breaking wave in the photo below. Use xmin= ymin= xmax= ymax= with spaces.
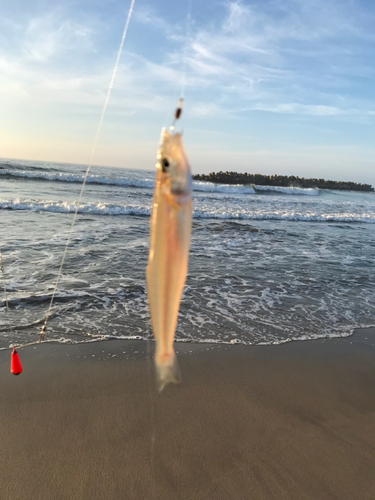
xmin=0 ymin=199 xmax=151 ymax=216
xmin=1 ymin=198 xmax=374 ymax=222
xmin=193 ymin=181 xmax=255 ymax=194
xmin=0 ymin=169 xmax=156 ymax=190
xmin=0 ymin=169 xmax=320 ymax=196
xmin=252 ymin=184 xmax=319 ymax=196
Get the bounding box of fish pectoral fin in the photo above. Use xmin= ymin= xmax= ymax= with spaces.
xmin=155 ymin=351 xmax=181 ymax=392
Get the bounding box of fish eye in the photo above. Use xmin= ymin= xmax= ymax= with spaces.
xmin=161 ymin=158 xmax=170 ymax=172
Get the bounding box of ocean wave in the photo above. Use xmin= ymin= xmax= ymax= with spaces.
xmin=192 ymin=181 xmax=256 ymax=194
xmin=1 ymin=198 xmax=374 ymax=222
xmin=253 ymin=185 xmax=319 ymax=196
xmin=0 ymin=169 xmax=156 ymax=189
xmin=1 ymin=169 xmax=320 ymax=196
xmin=1 ymin=168 xmax=257 ymax=194
xmin=193 ymin=211 xmax=375 ymax=223
xmin=0 ymin=199 xmax=151 ymax=216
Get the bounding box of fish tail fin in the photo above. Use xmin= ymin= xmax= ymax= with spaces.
xmin=155 ymin=350 xmax=181 ymax=392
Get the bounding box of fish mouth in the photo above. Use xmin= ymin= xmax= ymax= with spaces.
xmin=171 ymin=186 xmax=186 ymax=195
xmin=170 ymin=175 xmax=192 ymax=196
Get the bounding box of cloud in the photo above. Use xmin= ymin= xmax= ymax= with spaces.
xmin=1 ymin=0 xmax=375 ymax=124
xmin=173 ymin=0 xmax=375 ymax=118
xmin=0 ymin=8 xmax=110 ymax=109
xmin=132 ymin=5 xmax=170 ymax=32
xmin=23 ymin=14 xmax=94 ymax=62
xmin=190 ymin=102 xmax=228 ymax=117
xmin=252 ymin=103 xmax=345 ymax=116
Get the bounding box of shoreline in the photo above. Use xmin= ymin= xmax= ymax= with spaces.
xmin=2 ymin=320 xmax=372 ymax=352
xmin=1 ymin=327 xmax=374 ymax=499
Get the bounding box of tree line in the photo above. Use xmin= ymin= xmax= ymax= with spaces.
xmin=193 ymin=171 xmax=374 ymax=192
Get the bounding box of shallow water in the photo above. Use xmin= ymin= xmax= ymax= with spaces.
xmin=1 ymin=158 xmax=374 ymax=349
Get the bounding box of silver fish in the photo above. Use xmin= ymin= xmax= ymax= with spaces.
xmin=146 ymin=128 xmax=192 ymax=391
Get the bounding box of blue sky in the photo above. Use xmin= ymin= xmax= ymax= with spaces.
xmin=1 ymin=0 xmax=375 ymax=186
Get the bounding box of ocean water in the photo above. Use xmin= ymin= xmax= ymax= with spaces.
xmin=0 ymin=158 xmax=374 ymax=350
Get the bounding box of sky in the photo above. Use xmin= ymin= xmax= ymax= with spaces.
xmin=0 ymin=0 xmax=375 ymax=186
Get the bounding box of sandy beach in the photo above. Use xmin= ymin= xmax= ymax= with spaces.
xmin=1 ymin=328 xmax=374 ymax=499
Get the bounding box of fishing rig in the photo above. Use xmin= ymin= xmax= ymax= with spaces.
xmin=1 ymin=0 xmax=136 ymax=374
xmin=1 ymin=96 xmax=185 ymax=375
xmin=1 ymin=0 xmax=190 ymax=378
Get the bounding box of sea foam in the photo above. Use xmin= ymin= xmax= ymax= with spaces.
xmin=1 ymin=198 xmax=374 ymax=223
xmin=1 ymin=169 xmax=321 ymax=196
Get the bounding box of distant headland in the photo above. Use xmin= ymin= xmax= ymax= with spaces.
xmin=193 ymin=172 xmax=374 ymax=192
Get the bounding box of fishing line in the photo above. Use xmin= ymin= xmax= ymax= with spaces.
xmin=0 ymin=249 xmax=23 ymax=374
xmin=160 ymin=0 xmax=193 ymax=130
xmin=180 ymin=0 xmax=193 ymax=100
xmin=38 ymin=0 xmax=136 ymax=341
xmin=0 ymin=251 xmax=9 ymax=312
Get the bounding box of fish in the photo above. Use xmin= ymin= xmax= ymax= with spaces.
xmin=146 ymin=127 xmax=192 ymax=391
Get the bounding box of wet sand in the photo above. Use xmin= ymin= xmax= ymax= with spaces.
xmin=0 ymin=328 xmax=374 ymax=499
